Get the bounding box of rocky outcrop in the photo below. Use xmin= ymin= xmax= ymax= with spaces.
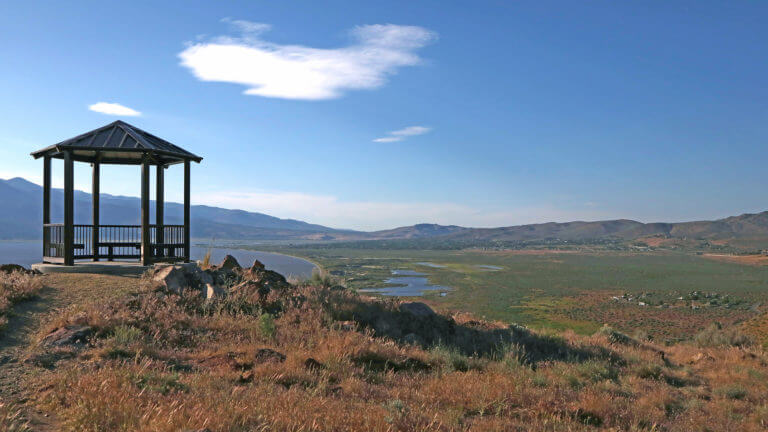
xmin=0 ymin=264 xmax=40 ymax=275
xmin=40 ymin=325 xmax=93 ymax=348
xmin=254 ymin=348 xmax=286 ymax=364
xmin=147 ymin=260 xmax=290 ymax=302
xmin=219 ymin=255 xmax=241 ymax=270
xmin=399 ymin=302 xmax=436 ymax=318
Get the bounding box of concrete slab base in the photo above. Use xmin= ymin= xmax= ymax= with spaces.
xmin=31 ymin=261 xmax=150 ymax=277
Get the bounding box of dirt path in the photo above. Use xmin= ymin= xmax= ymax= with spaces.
xmin=0 ymin=273 xmax=140 ymax=431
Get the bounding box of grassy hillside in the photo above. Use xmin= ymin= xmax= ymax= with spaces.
xmin=1 ymin=268 xmax=768 ymax=430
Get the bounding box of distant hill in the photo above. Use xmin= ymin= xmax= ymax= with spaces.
xmin=369 ymin=223 xmax=469 ymax=239
xmin=2 ymin=177 xmax=767 ymax=244
xmin=407 ymin=213 xmax=768 ymax=244
xmin=0 ymin=178 xmax=356 ymax=240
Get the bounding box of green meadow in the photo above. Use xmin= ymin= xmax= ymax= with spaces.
xmin=251 ymin=246 xmax=768 ymax=340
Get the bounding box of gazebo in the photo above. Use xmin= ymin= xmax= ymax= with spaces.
xmin=30 ymin=120 xmax=202 ymax=266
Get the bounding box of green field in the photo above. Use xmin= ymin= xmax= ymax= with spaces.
xmin=249 ymin=246 xmax=768 ymax=341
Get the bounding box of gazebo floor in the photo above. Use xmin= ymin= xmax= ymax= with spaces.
xmin=32 ymin=261 xmax=151 ymax=277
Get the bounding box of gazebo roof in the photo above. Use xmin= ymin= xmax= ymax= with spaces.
xmin=31 ymin=120 xmax=202 ymax=165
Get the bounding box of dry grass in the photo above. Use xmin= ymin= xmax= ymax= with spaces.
xmin=23 ymin=274 xmax=768 ymax=431
xmin=0 ymin=271 xmax=43 ymax=332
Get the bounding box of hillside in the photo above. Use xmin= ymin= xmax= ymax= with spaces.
xmin=2 ymin=264 xmax=768 ymax=430
xmin=397 ymin=213 xmax=768 ymax=244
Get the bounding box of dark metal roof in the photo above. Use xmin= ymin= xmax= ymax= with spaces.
xmin=30 ymin=120 xmax=203 ymax=165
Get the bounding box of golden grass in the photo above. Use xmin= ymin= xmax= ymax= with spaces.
xmin=0 ymin=270 xmax=43 ymax=332
xmin=23 ymin=274 xmax=768 ymax=431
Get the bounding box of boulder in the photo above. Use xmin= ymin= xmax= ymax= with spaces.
xmin=403 ymin=333 xmax=425 ymax=346
xmin=254 ymin=348 xmax=286 ymax=364
xmin=205 ymin=283 xmax=225 ymax=299
xmin=246 ymin=268 xmax=290 ymax=291
xmin=150 ymin=263 xmax=216 ymax=297
xmin=220 ymin=255 xmax=242 ymax=270
xmin=304 ymin=358 xmax=324 ymax=371
xmin=151 ymin=265 xmax=188 ymax=294
xmin=251 ymin=259 xmax=265 ymax=270
xmin=231 ymin=280 xmax=270 ymax=304
xmin=40 ymin=325 xmax=93 ymax=348
xmin=0 ymin=264 xmax=27 ymax=274
xmin=399 ymin=302 xmax=436 ymax=318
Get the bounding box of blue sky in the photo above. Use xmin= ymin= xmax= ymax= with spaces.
xmin=1 ymin=1 xmax=766 ymax=230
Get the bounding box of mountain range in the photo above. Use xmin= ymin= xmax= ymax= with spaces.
xmin=1 ymin=177 xmax=767 ymax=244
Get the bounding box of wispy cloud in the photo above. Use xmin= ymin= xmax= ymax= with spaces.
xmin=373 ymin=125 xmax=431 ymax=143
xmin=88 ymin=102 xmax=141 ymax=116
xmin=179 ymin=20 xmax=436 ymax=100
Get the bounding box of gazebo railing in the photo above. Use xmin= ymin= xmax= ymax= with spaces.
xmin=43 ymin=223 xmax=186 ymax=262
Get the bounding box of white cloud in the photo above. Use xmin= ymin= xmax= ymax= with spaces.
xmin=195 ymin=189 xmax=614 ymax=231
xmin=88 ymin=102 xmax=141 ymax=116
xmin=372 ymin=136 xmax=404 ymax=143
xmin=179 ymin=21 xmax=436 ymax=100
xmin=373 ymin=125 xmax=431 ymax=143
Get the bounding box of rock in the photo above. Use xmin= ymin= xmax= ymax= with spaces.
xmin=207 ymin=267 xmax=239 ymax=286
xmin=254 ymin=348 xmax=286 ymax=364
xmin=399 ymin=302 xmax=436 ymax=318
xmin=231 ymin=280 xmax=270 ymax=304
xmin=24 ymin=350 xmax=76 ymax=369
xmin=205 ymin=283 xmax=225 ymax=299
xmin=251 ymin=259 xmax=265 ymax=270
xmin=304 ymin=358 xmax=324 ymax=371
xmin=150 ymin=263 xmax=217 ymax=297
xmin=151 ymin=265 xmax=188 ymax=294
xmin=0 ymin=264 xmax=27 ymax=274
xmin=220 ymin=255 xmax=241 ymax=270
xmin=40 ymin=325 xmax=93 ymax=348
xmin=403 ymin=333 xmax=425 ymax=346
xmin=246 ymin=268 xmax=289 ymax=291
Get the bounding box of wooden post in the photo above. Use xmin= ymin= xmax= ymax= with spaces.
xmin=92 ymin=160 xmax=100 ymax=261
xmin=156 ymin=165 xmax=164 ymax=257
xmin=63 ymin=151 xmax=74 ymax=266
xmin=140 ymin=159 xmax=151 ymax=266
xmin=42 ymin=156 xmax=51 ymax=259
xmin=183 ymin=160 xmax=191 ymax=262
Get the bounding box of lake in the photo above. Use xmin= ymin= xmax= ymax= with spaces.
xmin=0 ymin=241 xmax=317 ymax=279
xmin=360 ymin=269 xmax=451 ymax=297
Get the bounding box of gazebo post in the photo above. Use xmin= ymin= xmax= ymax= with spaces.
xmin=184 ymin=160 xmax=191 ymax=262
xmin=63 ymin=151 xmax=74 ymax=266
xmin=156 ymin=165 xmax=164 ymax=258
xmin=92 ymin=159 xmax=100 ymax=261
xmin=42 ymin=156 xmax=51 ymax=259
xmin=140 ymin=158 xmax=151 ymax=266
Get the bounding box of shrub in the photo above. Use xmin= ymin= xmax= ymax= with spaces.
xmin=259 ymin=313 xmax=276 ymax=339
xmin=694 ymin=322 xmax=753 ymax=348
xmin=305 ymin=268 xmax=343 ymax=289
xmin=111 ymin=325 xmax=144 ymax=346
xmin=717 ymin=385 xmax=748 ymax=400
